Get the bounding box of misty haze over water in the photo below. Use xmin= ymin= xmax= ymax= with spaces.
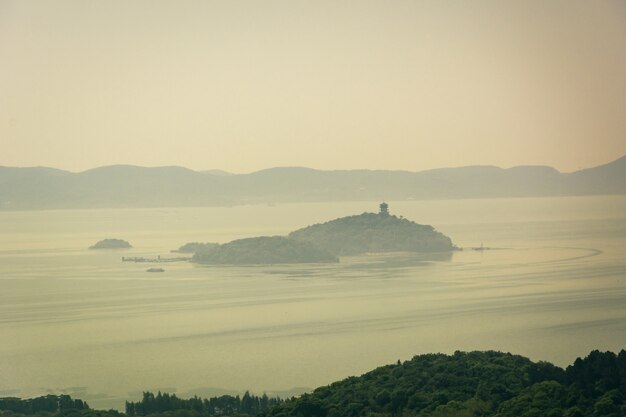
xmin=2 ymin=1 xmax=625 ymax=414
xmin=1 ymin=197 xmax=625 ymax=410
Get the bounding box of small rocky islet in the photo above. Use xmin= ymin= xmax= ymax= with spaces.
xmin=89 ymin=238 xmax=132 ymax=250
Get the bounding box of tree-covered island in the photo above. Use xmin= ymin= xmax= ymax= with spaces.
xmin=192 ymin=236 xmax=338 ymax=265
xmin=187 ymin=203 xmax=455 ymax=265
xmin=288 ymin=202 xmax=455 ymax=255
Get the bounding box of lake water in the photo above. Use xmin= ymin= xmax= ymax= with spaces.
xmin=1 ymin=197 xmax=625 ymax=409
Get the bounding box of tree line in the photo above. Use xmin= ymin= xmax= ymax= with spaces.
xmin=3 ymin=350 xmax=626 ymax=417
xmin=0 ymin=395 xmax=88 ymax=415
xmin=125 ymin=391 xmax=282 ymax=416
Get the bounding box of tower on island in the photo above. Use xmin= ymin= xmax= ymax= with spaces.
xmin=379 ymin=202 xmax=389 ymax=216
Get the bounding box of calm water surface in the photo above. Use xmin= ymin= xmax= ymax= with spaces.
xmin=1 ymin=197 xmax=625 ymax=409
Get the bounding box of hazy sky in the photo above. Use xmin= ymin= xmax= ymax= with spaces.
xmin=1 ymin=0 xmax=624 ymax=173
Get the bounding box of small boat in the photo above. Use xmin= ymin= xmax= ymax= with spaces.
xmin=472 ymin=242 xmax=490 ymax=251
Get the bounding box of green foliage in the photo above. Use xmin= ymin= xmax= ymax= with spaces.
xmin=288 ymin=212 xmax=455 ymax=256
xmin=5 ymin=350 xmax=626 ymax=417
xmin=125 ymin=391 xmax=281 ymax=417
xmin=0 ymin=395 xmax=89 ymax=416
xmin=263 ymin=350 xmax=626 ymax=417
xmin=192 ymin=236 xmax=338 ymax=265
xmin=0 ymin=410 xmax=124 ymax=417
xmin=493 ymin=381 xmax=566 ymax=416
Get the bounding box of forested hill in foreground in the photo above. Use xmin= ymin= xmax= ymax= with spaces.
xmin=1 ymin=156 xmax=625 ymax=209
xmin=265 ymin=350 xmax=626 ymax=417
xmin=2 ymin=350 xmax=625 ymax=417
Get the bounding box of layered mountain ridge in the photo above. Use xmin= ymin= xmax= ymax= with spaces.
xmin=1 ymin=156 xmax=625 ymax=210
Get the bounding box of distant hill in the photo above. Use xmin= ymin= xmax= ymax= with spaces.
xmin=289 ymin=210 xmax=455 ymax=255
xmin=192 ymin=236 xmax=338 ymax=265
xmin=1 ymin=156 xmax=625 ymax=209
xmin=565 ymin=155 xmax=626 ymax=195
xmin=202 ymin=169 xmax=235 ymax=176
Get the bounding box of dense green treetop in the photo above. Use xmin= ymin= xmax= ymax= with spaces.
xmin=263 ymin=350 xmax=626 ymax=417
xmin=288 ymin=212 xmax=455 ymax=256
xmin=89 ymin=239 xmax=132 ymax=250
xmin=0 ymin=395 xmax=89 ymax=416
xmin=0 ymin=410 xmax=124 ymax=417
xmin=125 ymin=391 xmax=281 ymax=417
xmin=192 ymin=236 xmax=338 ymax=265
